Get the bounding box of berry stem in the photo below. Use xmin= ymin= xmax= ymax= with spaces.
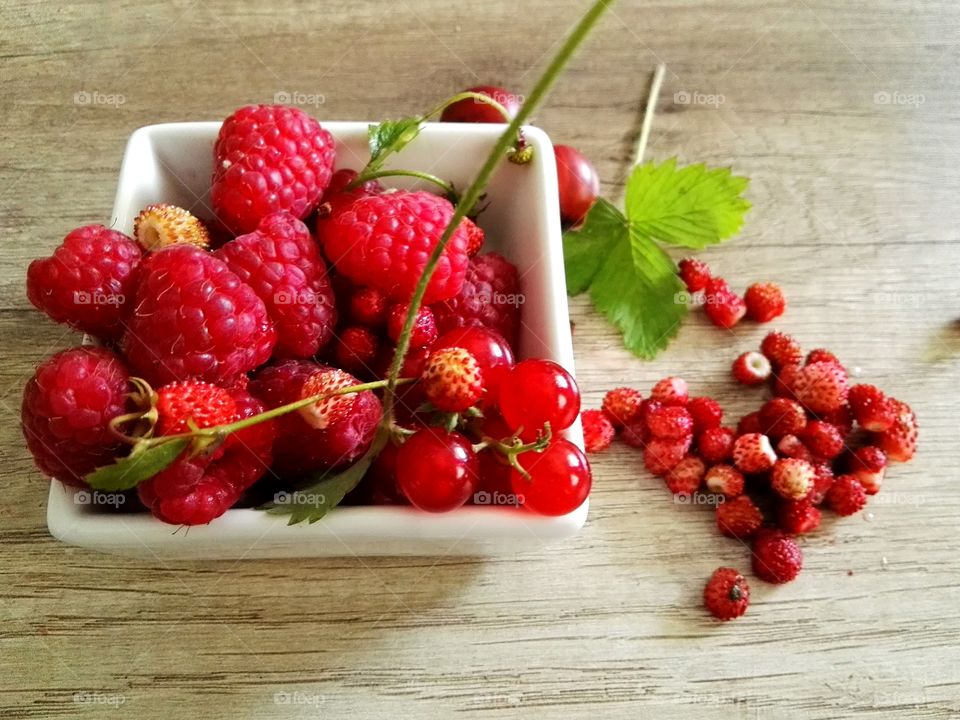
xmin=346 ymin=168 xmax=457 ymax=201
xmin=632 ymin=62 xmax=666 ymax=168
xmin=474 ymin=424 xmax=553 ymax=481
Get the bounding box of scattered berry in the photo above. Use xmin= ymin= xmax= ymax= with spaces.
xmin=665 ymin=455 xmax=706 ymax=496
xmin=752 ymin=529 xmax=803 ymax=584
xmin=646 ymin=405 xmax=694 ymax=440
xmin=134 ymin=203 xmax=210 ymax=251
xmin=737 ymin=411 xmax=763 ymax=436
xmin=744 ymin=282 xmax=786 ymax=322
xmin=792 ymin=361 xmax=849 ymax=414
xmin=800 ymin=420 xmax=845 ymax=460
xmin=847 ymin=446 xmax=887 ymax=494
xmin=704 ymin=567 xmax=750 ymax=621
xmin=511 ymin=438 xmax=592 ymax=516
xmin=687 ymin=396 xmax=724 ymax=433
xmin=777 ymin=500 xmax=821 ymax=534
xmin=848 ymin=384 xmax=896 ymax=432
xmin=498 ymin=359 xmax=581 ymax=441
xmin=643 ymin=436 xmax=692 ymax=476
xmin=582 ymin=409 xmax=615 ymax=453
xmin=732 ymin=351 xmax=772 ymax=385
xmin=760 ymin=331 xmax=803 ymax=370
xmin=875 ymin=399 xmax=918 ymax=462
xmin=805 ymin=348 xmax=842 ymax=368
xmin=704 ymin=278 xmax=746 ymax=329
xmin=819 ymin=404 xmax=854 ymax=436
xmin=678 ymin=258 xmax=712 ymax=293
xmin=697 ymin=426 xmax=737 ymax=464
xmin=716 ymin=495 xmax=763 ymax=538
xmin=650 ymin=376 xmax=689 ymax=406
xmin=553 ymin=144 xmax=600 ymax=226
xmin=421 ymin=347 xmax=484 ymax=412
xmin=771 ymin=363 xmax=801 ymax=399
xmin=733 ymin=433 xmax=777 ymax=474
xmin=396 ymin=430 xmax=479 ymax=512
xmin=387 ymin=302 xmax=438 ymax=348
xmin=827 ymin=475 xmax=867 ymax=516
xmin=770 ymin=458 xmax=815 ymax=501
xmin=808 ymin=463 xmax=836 ymax=505
xmin=758 ymin=397 xmax=807 ymax=438
xmin=620 ymin=420 xmax=649 ymax=449
xmin=704 ymin=464 xmax=745 ymax=498
xmin=601 ymin=387 xmax=645 ymax=428
xmin=776 ymin=434 xmax=813 ymax=462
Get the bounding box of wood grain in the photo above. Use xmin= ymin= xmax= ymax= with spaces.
xmin=2 ymin=0 xmax=959 ymax=717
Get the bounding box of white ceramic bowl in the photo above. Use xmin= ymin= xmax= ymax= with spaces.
xmin=46 ymin=120 xmax=587 ymax=558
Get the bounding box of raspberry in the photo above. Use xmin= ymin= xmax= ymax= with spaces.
xmin=122 ymin=245 xmax=276 ymax=386
xmin=317 ymin=170 xmax=385 ymax=220
xmin=678 ymin=257 xmax=711 ymax=293
xmin=333 ymin=326 xmax=379 ymax=374
xmin=349 ymin=286 xmax=388 ymax=327
xmin=737 ymin=411 xmax=763 ymax=436
xmin=249 ymin=360 xmax=382 ymax=476
xmin=643 ymin=436 xmax=691 ymax=476
xmin=876 ymin=399 xmax=917 ymax=462
xmin=776 ymin=434 xmax=813 ymax=462
xmin=211 ymin=104 xmax=336 ymax=234
xmin=318 ymin=190 xmax=471 ymax=304
xmin=847 ymin=446 xmax=887 ymax=494
xmin=704 ymin=278 xmax=746 ymax=329
xmin=432 ymin=252 xmax=521 ymax=347
xmin=665 ymin=455 xmax=705 ymax=495
xmin=744 ymin=282 xmax=786 ymax=322
xmin=21 ymin=347 xmax=130 ymax=487
xmin=732 ymin=351 xmax=771 ymax=385
xmin=792 ymin=361 xmax=849 ymax=414
xmin=687 ymin=396 xmax=723 ymax=433
xmin=650 ymin=376 xmax=688 ymax=406
xmin=215 ymin=212 xmax=336 ymax=358
xmin=800 ymin=420 xmax=844 ymax=459
xmin=582 ymin=409 xmax=615 ymax=453
xmin=733 ymin=433 xmax=776 ymax=474
xmin=697 ymin=426 xmax=736 ymax=464
xmin=758 ymin=397 xmax=807 ymax=438
xmin=646 ymin=405 xmax=694 ymax=440
xmin=752 ymin=529 xmax=803 ymax=584
xmin=704 ymin=567 xmax=750 ymax=621
xmin=601 ymin=387 xmax=645 ymax=428
xmin=848 ymin=384 xmax=896 ymax=432
xmin=621 ymin=420 xmax=649 ymax=448
xmin=134 ymin=203 xmax=210 ymax=251
xmin=771 ymin=363 xmax=801 ymax=399
xmin=387 ymin=302 xmax=438 ymax=349
xmin=421 ymin=347 xmax=484 ymax=412
xmin=716 ymin=495 xmax=763 ymax=538
xmin=760 ymin=331 xmax=803 ymax=370
xmin=777 ymin=500 xmax=821 ymax=535
xmin=770 ymin=458 xmax=815 ymax=500
xmin=26 ymin=225 xmax=142 ymax=341
xmin=805 ymin=348 xmax=842 ymax=368
xmin=826 ymin=475 xmax=867 ymax=516
xmin=704 ymin=464 xmax=745 ymax=498
xmin=808 ymin=463 xmax=835 ymax=506
xmin=155 ymin=381 xmax=237 ymax=436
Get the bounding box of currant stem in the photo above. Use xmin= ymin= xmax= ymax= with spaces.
xmin=347 ymin=168 xmax=457 ymax=200
xmin=632 ymin=62 xmax=666 ymax=168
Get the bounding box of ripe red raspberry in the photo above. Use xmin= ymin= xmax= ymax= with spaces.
xmin=808 ymin=463 xmax=835 ymax=505
xmin=421 ymin=347 xmax=484 ymax=412
xmin=333 ymin=326 xmax=379 ymax=374
xmin=249 ymin=360 xmax=382 ymax=476
xmin=318 ymin=190 xmax=471 ymax=304
xmin=646 ymin=405 xmax=694 ymax=440
xmin=875 ymin=399 xmax=917 ymax=462
xmin=737 ymin=411 xmax=763 ymax=436
xmin=776 ymin=434 xmax=813 ymax=462
xmin=432 ymin=252 xmax=522 ymax=347
xmin=760 ymin=331 xmax=803 ymax=370
xmin=770 ymin=458 xmax=815 ymax=500
xmin=620 ymin=419 xmax=649 ymax=448
xmin=744 ymin=282 xmax=786 ymax=322
xmin=800 ymin=420 xmax=845 ymax=459
xmin=704 ymin=567 xmax=750 ymax=621
xmin=122 ymin=245 xmax=276 ymax=387
xmin=650 ymin=376 xmax=688 ymax=406
xmin=215 ymin=212 xmax=336 ymax=358
xmin=847 ymin=445 xmax=887 ymax=494
xmin=732 ymin=351 xmax=771 ymax=385
xmin=758 ymin=397 xmax=807 ymax=438
xmin=155 ymin=380 xmax=237 ymax=436
xmin=211 ymin=104 xmax=336 ymax=234
xmin=777 ymin=500 xmax=821 ymax=535
xmin=678 ymin=257 xmax=711 ymax=293
xmin=643 ymin=436 xmax=691 ymax=476
xmin=697 ymin=426 xmax=736 ymax=464
xmin=704 ymin=464 xmax=745 ymax=498
xmin=21 ymin=347 xmax=130 ymax=487
xmin=716 ymin=495 xmax=763 ymax=538
xmin=733 ymin=433 xmax=777 ymax=474
xmin=665 ymin=455 xmax=706 ymax=495
xmin=848 ymin=384 xmax=896 ymax=432
xmin=26 ymin=225 xmax=142 ymax=341
xmin=826 ymin=474 xmax=867 ymax=516
xmin=581 ymin=409 xmax=615 ymax=453
xmin=601 ymin=387 xmax=644 ymax=428
xmin=704 ymin=278 xmax=746 ymax=329
xmin=687 ymin=396 xmax=724 ymax=434
xmin=387 ymin=302 xmax=438 ymax=349
xmin=792 ymin=361 xmax=849 ymax=414
xmin=752 ymin=529 xmax=803 ymax=584
xmin=349 ymin=286 xmax=388 ymax=327
xmin=805 ymin=348 xmax=842 ymax=368
xmin=771 ymin=363 xmax=801 ymax=399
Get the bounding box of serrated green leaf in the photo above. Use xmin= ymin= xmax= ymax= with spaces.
xmin=625 ymin=159 xmax=751 ymax=249
xmin=562 ymin=198 xmax=628 ymax=295
xmin=85 ymin=439 xmax=189 ymax=492
xmin=366 ymin=118 xmax=422 ymax=174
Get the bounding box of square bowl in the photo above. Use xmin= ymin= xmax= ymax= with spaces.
xmin=46 ymin=120 xmax=587 ymax=558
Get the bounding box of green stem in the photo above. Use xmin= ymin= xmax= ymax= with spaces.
xmin=347 ymin=168 xmax=456 ymax=199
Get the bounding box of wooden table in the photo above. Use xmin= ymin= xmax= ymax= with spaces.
xmin=2 ymin=1 xmax=958 ymax=717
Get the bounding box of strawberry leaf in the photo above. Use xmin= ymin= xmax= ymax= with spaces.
xmin=366 ymin=118 xmax=422 ymax=174
xmin=85 ymin=439 xmax=189 ymax=492
xmin=562 ymin=199 xmax=628 ymax=295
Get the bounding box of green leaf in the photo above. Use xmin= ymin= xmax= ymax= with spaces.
xmin=366 ymin=118 xmax=422 ymax=174
xmin=85 ymin=439 xmax=189 ymax=492
xmin=625 ymin=159 xmax=751 ymax=249
xmin=562 ymin=199 xmax=628 ymax=295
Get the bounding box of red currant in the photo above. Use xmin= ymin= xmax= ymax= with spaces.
xmin=395 ymin=430 xmax=479 ymax=512
xmin=510 ymin=439 xmax=592 ymax=516
xmin=433 ymin=327 xmax=514 ymax=408
xmin=366 ymin=442 xmax=408 ymax=505
xmin=498 ymin=359 xmax=581 ymax=441
xmin=554 ymin=144 xmax=599 ymax=226
xmin=440 ymin=85 xmax=521 ymax=123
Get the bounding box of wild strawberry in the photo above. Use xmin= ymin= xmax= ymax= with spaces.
xmin=688 ymin=396 xmax=724 ymax=433
xmin=758 ymin=397 xmax=807 ymax=438
xmin=582 ymin=409 xmax=615 ymax=453
xmin=704 ymin=464 xmax=745 ymax=498
xmin=704 ymin=278 xmax=746 ymax=329
xmin=387 ymin=302 xmax=438 ymax=348
xmin=298 ymin=368 xmax=363 ymax=430
xmin=601 ymin=387 xmax=644 ymax=427
xmin=847 ymin=446 xmax=887 ymax=494
xmin=697 ymin=426 xmax=736 ymax=464
xmin=827 ymin=475 xmax=867 ymax=516
xmin=134 ymin=203 xmax=210 ymax=251
xmin=848 ymin=384 xmax=896 ymax=432
xmin=737 ymin=412 xmax=763 ymax=436
xmin=621 ymin=419 xmax=649 ymax=449
xmin=770 ymin=458 xmax=815 ymax=500
xmin=732 ymin=351 xmax=771 ymax=385
xmin=733 ymin=433 xmax=777 ymax=474
xmin=744 ymin=282 xmax=786 ymax=322
xmin=875 ymin=399 xmax=918 ymax=462
xmin=643 ymin=436 xmax=692 ymax=476
xmin=776 ymin=434 xmax=813 ymax=462
xmin=777 ymin=499 xmax=821 ymax=534
xmin=808 ymin=463 xmax=835 ymax=506
xmin=464 ymin=220 xmax=486 ymax=257
xmin=704 ymin=567 xmax=750 ymax=621
xmin=155 ymin=380 xmax=237 ymax=436
xmin=800 ymin=420 xmax=844 ymax=459
xmin=639 ymin=398 xmax=663 ymax=424
xmin=421 ymin=347 xmax=484 ymax=413
xmin=716 ymin=495 xmax=763 ymax=538
xmin=665 ymin=455 xmax=706 ymax=495
xmin=771 ymin=363 xmax=801 ymax=399
xmin=650 ymin=376 xmax=689 ymax=406
xmin=646 ymin=405 xmax=694 ymax=440
xmin=792 ymin=361 xmax=849 ymax=414
xmin=678 ymin=257 xmax=711 ymax=293
xmin=805 ymin=348 xmax=842 ymax=368
xmin=761 ymin=331 xmax=803 ymax=370
xmin=818 ymin=404 xmax=854 ymax=436
xmin=752 ymin=529 xmax=803 ymax=584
